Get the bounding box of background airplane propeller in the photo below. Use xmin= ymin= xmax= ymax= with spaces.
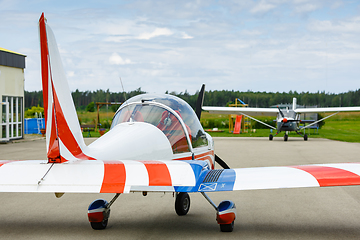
xmin=196 ymin=84 xmax=230 ymax=169
xmin=195 ymin=84 xmax=205 ymax=120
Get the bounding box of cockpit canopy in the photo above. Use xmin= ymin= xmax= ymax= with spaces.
xmin=277 ymin=110 xmax=296 ymax=121
xmin=111 ymin=94 xmax=208 ymax=154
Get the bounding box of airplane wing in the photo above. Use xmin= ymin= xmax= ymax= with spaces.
xmin=3 ymin=159 xmax=360 ymax=194
xmin=0 ymin=160 xmax=199 ymax=193
xmin=295 ymin=106 xmax=360 ymax=113
xmin=193 ymin=163 xmax=360 ymax=192
xmin=202 ymin=106 xmax=278 ymax=116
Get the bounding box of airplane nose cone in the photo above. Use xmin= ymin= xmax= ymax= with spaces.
xmin=283 ymin=118 xmax=288 ymax=123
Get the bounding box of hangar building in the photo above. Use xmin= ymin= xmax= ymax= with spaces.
xmin=0 ymin=48 xmax=26 ymax=142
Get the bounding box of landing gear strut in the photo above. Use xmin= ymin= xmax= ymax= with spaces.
xmin=201 ymin=192 xmax=236 ymax=232
xmin=296 ymin=131 xmax=308 ymax=141
xmin=87 ymin=193 xmax=120 ymax=230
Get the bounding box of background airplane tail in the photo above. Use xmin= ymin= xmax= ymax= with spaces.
xmin=39 ymin=13 xmax=94 ymax=162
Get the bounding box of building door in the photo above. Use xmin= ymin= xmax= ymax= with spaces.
xmin=1 ymin=96 xmax=23 ymax=141
xmin=1 ymin=101 xmax=9 ymax=142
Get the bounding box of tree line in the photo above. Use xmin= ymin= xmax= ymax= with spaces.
xmin=25 ymin=88 xmax=360 ymax=111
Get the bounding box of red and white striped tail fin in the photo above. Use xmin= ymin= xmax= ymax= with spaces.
xmin=39 ymin=13 xmax=95 ymax=162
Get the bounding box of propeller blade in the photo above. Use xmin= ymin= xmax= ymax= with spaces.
xmin=277 ymin=106 xmax=284 ymax=118
xmin=195 ymin=84 xmax=205 ymax=120
xmin=277 ymin=121 xmax=285 ymax=132
xmin=215 ymin=154 xmax=230 ymax=169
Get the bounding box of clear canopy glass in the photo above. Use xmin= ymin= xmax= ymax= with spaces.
xmin=111 ymin=94 xmax=208 ymax=154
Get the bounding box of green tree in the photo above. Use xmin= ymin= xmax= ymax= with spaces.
xmin=24 ymin=105 xmax=44 ymax=118
xmin=86 ymin=102 xmax=95 ymax=112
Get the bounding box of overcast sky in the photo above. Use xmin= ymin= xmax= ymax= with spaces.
xmin=1 ymin=0 xmax=360 ymax=94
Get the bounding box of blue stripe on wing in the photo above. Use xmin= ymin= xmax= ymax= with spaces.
xmin=175 ymin=161 xmax=236 ymax=193
xmin=174 ymin=160 xmax=209 ymax=192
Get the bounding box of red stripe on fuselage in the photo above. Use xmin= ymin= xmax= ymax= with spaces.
xmin=100 ymin=161 xmax=126 ymax=193
xmin=173 ymin=150 xmax=214 ymax=161
xmin=140 ymin=161 xmax=172 ymax=186
xmin=292 ymin=165 xmax=360 ymax=187
xmin=173 ymin=150 xmax=214 ymax=169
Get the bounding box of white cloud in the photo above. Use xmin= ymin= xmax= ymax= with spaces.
xmin=181 ymin=32 xmax=193 ymax=39
xmin=309 ymin=17 xmax=360 ymax=33
xmin=331 ymin=1 xmax=343 ymax=9
xmin=294 ymin=3 xmax=319 ymax=13
xmin=67 ymin=71 xmax=75 ymax=77
xmin=250 ymin=0 xmax=276 ymax=14
xmin=138 ymin=28 xmax=173 ymax=40
xmin=241 ymin=29 xmax=263 ymax=36
xmin=109 ymin=53 xmax=132 ymax=65
xmin=292 ymin=0 xmax=310 ymax=4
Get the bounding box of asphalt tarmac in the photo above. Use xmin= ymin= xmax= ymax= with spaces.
xmin=1 ymin=136 xmax=360 ymax=239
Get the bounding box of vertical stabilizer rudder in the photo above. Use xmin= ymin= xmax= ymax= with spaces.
xmin=39 ymin=13 xmax=94 ymax=162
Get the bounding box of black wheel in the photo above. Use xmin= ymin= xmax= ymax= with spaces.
xmin=175 ymin=192 xmax=190 ymax=216
xmin=269 ymin=134 xmax=273 ymax=140
xmin=284 ymin=135 xmax=288 ymax=141
xmin=90 ymin=219 xmax=108 ymax=230
xmin=220 ymin=221 xmax=234 ymax=232
xmin=304 ymin=134 xmax=308 ymax=141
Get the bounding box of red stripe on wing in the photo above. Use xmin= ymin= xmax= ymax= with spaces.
xmin=141 ymin=161 xmax=172 ymax=186
xmin=0 ymin=161 xmax=13 ymax=167
xmin=292 ymin=165 xmax=360 ymax=187
xmin=100 ymin=161 xmax=126 ymax=193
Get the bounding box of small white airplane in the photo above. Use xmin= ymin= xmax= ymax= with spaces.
xmin=2 ymin=13 xmax=360 ymax=232
xmin=203 ymin=98 xmax=360 ymax=141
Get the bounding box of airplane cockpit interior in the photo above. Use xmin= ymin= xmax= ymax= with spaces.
xmin=111 ymin=94 xmax=208 ymax=153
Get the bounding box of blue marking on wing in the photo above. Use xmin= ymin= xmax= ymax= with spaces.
xmin=174 ymin=160 xmax=209 ymax=193
xmin=215 ymin=169 xmax=236 ymax=191
xmin=197 ymin=169 xmax=236 ymax=192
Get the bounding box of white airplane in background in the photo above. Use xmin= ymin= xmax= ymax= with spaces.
xmin=2 ymin=13 xmax=360 ymax=233
xmin=203 ymin=98 xmax=360 ymax=141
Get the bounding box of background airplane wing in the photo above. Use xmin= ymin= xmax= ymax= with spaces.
xmin=295 ymin=106 xmax=360 ymax=113
xmin=202 ymin=106 xmax=279 ymax=116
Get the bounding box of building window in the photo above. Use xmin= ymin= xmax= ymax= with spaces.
xmin=0 ymin=96 xmax=23 ymax=141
